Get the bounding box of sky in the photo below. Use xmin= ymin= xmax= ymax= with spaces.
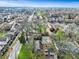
xmin=0 ymin=0 xmax=79 ymax=7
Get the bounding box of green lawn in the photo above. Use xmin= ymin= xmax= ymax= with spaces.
xmin=0 ymin=53 xmax=7 ymax=59
xmin=18 ymin=44 xmax=35 ymax=59
xmin=63 ymin=53 xmax=73 ymax=59
xmin=75 ymin=53 xmax=79 ymax=59
xmin=0 ymin=32 xmax=6 ymax=38
xmin=0 ymin=56 xmax=5 ymax=59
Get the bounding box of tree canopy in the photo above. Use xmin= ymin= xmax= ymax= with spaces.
xmin=55 ymin=29 xmax=65 ymax=41
xmin=37 ymin=25 xmax=46 ymax=33
xmin=18 ymin=32 xmax=26 ymax=45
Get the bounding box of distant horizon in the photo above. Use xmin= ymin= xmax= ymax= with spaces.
xmin=0 ymin=6 xmax=79 ymax=8
xmin=0 ymin=0 xmax=79 ymax=7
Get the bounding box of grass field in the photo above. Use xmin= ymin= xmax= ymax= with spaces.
xmin=75 ymin=53 xmax=79 ymax=59
xmin=18 ymin=44 xmax=35 ymax=59
xmin=0 ymin=32 xmax=6 ymax=38
xmin=63 ymin=53 xmax=73 ymax=59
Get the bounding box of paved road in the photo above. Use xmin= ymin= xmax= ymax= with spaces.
xmin=28 ymin=11 xmax=35 ymax=22
xmin=45 ymin=55 xmax=54 ymax=59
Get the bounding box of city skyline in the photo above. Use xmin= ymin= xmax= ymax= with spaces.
xmin=0 ymin=0 xmax=79 ymax=7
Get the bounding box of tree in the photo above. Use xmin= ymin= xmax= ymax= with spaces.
xmin=38 ymin=25 xmax=46 ymax=33
xmin=18 ymin=32 xmax=26 ymax=45
xmin=55 ymin=29 xmax=65 ymax=41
